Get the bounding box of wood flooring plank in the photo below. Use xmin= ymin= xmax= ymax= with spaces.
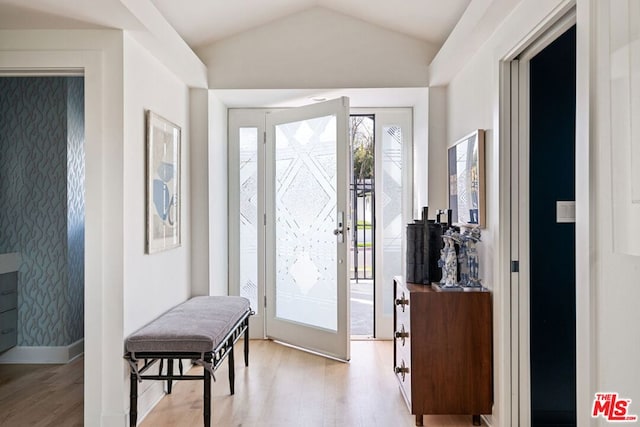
xmin=0 ymin=356 xmax=83 ymax=427
xmin=141 ymin=340 xmax=483 ymax=427
xmin=0 ymin=341 xmax=485 ymax=426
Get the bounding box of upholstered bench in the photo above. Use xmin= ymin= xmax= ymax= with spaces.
xmin=124 ymin=296 xmax=253 ymax=427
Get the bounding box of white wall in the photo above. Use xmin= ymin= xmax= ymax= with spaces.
xmin=123 ymin=33 xmax=191 ymax=334
xmin=413 ymin=90 xmax=431 ymax=217
xmin=208 ymin=92 xmax=229 ymax=296
xmin=122 ymin=32 xmax=193 ymax=420
xmin=190 ymin=87 xmax=211 ymax=296
xmin=197 ymin=7 xmax=437 ymax=89
xmin=445 ymin=40 xmax=498 ymax=291
xmin=119 ymin=0 xmax=208 ymax=88
xmin=591 ymin=0 xmax=640 ymax=425
xmin=425 ymin=86 xmax=447 ymax=216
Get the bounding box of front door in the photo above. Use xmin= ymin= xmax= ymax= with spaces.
xmin=264 ymin=98 xmax=351 ymax=361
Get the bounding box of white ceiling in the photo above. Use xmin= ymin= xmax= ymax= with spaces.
xmin=150 ymin=0 xmax=471 ymax=49
xmin=0 ymin=0 xmax=470 ymax=57
xmin=0 ymin=0 xmax=488 ymax=88
xmin=0 ymin=0 xmax=143 ymax=31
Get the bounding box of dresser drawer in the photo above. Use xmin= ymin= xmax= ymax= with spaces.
xmin=395 ymin=314 xmax=411 ymax=362
xmin=0 ymin=272 xmax=18 ymax=313
xmin=395 ymin=352 xmax=412 ymax=404
xmin=394 ymin=287 xmax=410 ymax=314
xmin=0 ymin=309 xmax=18 ymax=352
xmin=394 ymin=277 xmax=413 ymax=407
xmin=394 ymin=314 xmax=412 ymax=400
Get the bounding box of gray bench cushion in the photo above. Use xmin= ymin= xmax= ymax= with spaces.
xmin=125 ymin=296 xmax=250 ymax=354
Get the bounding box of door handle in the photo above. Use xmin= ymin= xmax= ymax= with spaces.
xmin=333 ymin=211 xmax=344 ymax=243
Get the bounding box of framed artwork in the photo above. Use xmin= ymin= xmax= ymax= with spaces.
xmin=448 ymin=129 xmax=485 ymax=228
xmin=146 ymin=110 xmax=181 ymax=254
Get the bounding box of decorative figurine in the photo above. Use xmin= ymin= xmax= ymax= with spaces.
xmin=438 ymin=229 xmax=460 ymax=288
xmin=465 ymin=227 xmax=482 ymax=287
xmin=458 ymin=229 xmax=470 ymax=286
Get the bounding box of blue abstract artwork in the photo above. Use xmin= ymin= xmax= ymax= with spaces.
xmin=146 ymin=111 xmax=180 ymax=253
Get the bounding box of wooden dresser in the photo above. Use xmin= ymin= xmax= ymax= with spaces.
xmin=393 ymin=276 xmax=492 ymax=426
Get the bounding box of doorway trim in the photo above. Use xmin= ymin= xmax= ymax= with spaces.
xmin=0 ymin=37 xmax=124 ymax=425
xmin=0 ymin=73 xmax=86 ymax=365
xmin=513 ymin=13 xmax=577 ymax=426
xmin=497 ymin=2 xmax=593 ymax=426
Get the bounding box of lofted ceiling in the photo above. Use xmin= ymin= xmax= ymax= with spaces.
xmin=0 ymin=0 xmax=470 ymax=55
xmin=0 ymin=0 xmax=143 ymax=32
xmin=0 ymin=0 xmax=485 ymax=88
xmin=150 ymin=0 xmax=471 ymax=49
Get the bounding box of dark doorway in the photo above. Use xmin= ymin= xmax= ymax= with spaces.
xmin=529 ymin=25 xmax=576 ymax=426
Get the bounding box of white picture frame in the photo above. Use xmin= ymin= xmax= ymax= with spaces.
xmin=145 ymin=110 xmax=181 ymax=254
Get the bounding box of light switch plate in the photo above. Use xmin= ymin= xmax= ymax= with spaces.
xmin=556 ymin=201 xmax=576 ymax=223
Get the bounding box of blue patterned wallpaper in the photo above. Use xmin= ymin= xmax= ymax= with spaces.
xmin=0 ymin=77 xmax=85 ymax=347
xmin=66 ymin=77 xmax=85 ymax=344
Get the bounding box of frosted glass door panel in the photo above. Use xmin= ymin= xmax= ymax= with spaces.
xmin=381 ymin=125 xmax=403 ymax=316
xmin=239 ymin=127 xmax=259 ymax=313
xmin=266 ymin=97 xmax=350 ymax=361
xmin=274 ymin=115 xmax=338 ymax=331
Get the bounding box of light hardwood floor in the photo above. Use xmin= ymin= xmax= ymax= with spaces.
xmin=0 ymin=341 xmax=485 ymax=426
xmin=0 ymin=355 xmax=83 ymax=426
xmin=141 ymin=340 xmax=482 ymax=427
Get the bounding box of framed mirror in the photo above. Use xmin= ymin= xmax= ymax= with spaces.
xmin=448 ymin=129 xmax=485 ymax=228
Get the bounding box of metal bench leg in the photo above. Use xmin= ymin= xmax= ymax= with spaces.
xmin=244 ymin=320 xmax=250 ymax=367
xmin=167 ymin=359 xmax=174 ymax=394
xmin=130 ymin=371 xmax=138 ymax=427
xmin=228 ymin=338 xmax=235 ymax=395
xmin=204 ymin=354 xmax=212 ymax=427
